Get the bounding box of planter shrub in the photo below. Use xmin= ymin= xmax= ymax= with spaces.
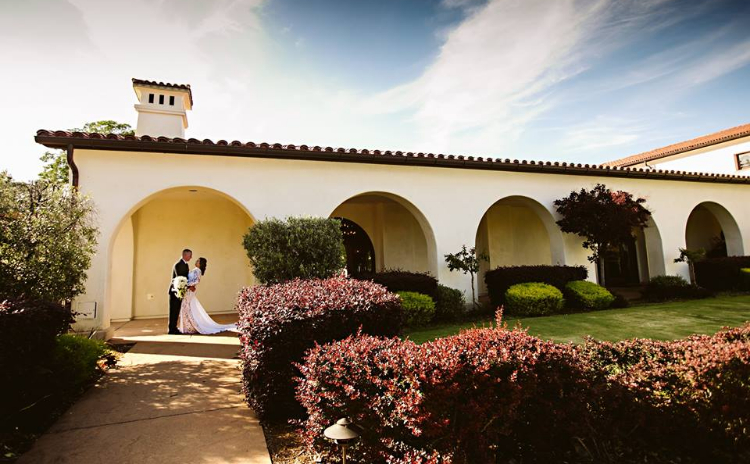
xmin=484 ymin=265 xmax=587 ymax=308
xmin=505 ymin=282 xmax=565 ymax=316
xmin=564 ymin=280 xmax=614 ymax=311
xmin=694 ymin=256 xmax=750 ymax=291
xmin=355 ymin=269 xmax=438 ymax=298
xmin=642 ymin=275 xmax=712 ymax=302
xmin=433 ymin=284 xmax=466 ymax=321
xmin=51 ymin=335 xmax=116 ymax=390
xmin=237 ymin=277 xmax=402 ymax=420
xmin=242 ymin=216 xmax=345 ymax=284
xmin=296 ymin=321 xmax=750 ymax=463
xmin=397 ymin=291 xmax=436 ymax=327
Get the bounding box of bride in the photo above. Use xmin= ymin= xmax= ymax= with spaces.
xmin=177 ymin=257 xmax=238 ymax=334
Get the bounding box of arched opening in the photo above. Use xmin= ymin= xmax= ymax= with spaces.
xmin=334 ymin=217 xmax=376 ymax=275
xmin=685 ymin=202 xmax=743 ymax=257
xmin=330 ymin=192 xmax=437 ymax=276
xmin=108 ymin=187 xmax=255 ymax=322
xmin=475 ymin=196 xmax=565 ymax=295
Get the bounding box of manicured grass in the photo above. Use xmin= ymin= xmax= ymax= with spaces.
xmin=405 ymin=294 xmax=750 ymax=345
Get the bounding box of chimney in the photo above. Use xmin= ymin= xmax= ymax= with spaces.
xmin=132 ymin=78 xmax=193 ymax=138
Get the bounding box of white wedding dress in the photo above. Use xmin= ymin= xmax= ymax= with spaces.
xmin=177 ymin=268 xmax=237 ymax=334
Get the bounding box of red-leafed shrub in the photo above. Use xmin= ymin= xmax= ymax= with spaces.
xmin=296 ymin=314 xmax=750 ymax=463
xmin=237 ymin=277 xmax=402 ymax=420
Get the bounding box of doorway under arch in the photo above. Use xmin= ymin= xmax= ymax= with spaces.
xmin=685 ymin=202 xmax=744 ymax=257
xmin=334 ymin=217 xmax=376 ymax=275
xmin=475 ymin=196 xmax=566 ymax=295
xmin=330 ymin=192 xmax=437 ymax=276
xmin=108 ymin=187 xmax=255 ymax=322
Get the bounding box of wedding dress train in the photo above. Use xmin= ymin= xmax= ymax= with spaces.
xmin=177 ymin=268 xmax=237 ymax=334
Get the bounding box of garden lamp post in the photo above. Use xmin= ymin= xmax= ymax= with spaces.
xmin=323 ymin=417 xmax=360 ymax=464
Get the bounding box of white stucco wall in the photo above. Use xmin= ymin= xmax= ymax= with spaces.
xmin=70 ymin=148 xmax=750 ymax=335
xmin=629 ymin=137 xmax=750 ymax=176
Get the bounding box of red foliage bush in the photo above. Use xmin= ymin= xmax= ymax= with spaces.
xmin=296 ymin=313 xmax=750 ymax=463
xmin=237 ymin=277 xmax=402 ymax=420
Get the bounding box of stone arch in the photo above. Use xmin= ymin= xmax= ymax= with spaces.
xmin=106 ymin=186 xmax=255 ymax=322
xmin=685 ymin=201 xmax=744 ymax=257
xmin=475 ymin=196 xmax=566 ymax=294
xmin=329 ymin=192 xmax=438 ymax=276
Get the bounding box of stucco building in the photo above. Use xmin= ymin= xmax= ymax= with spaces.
xmin=35 ymin=79 xmax=750 ymax=338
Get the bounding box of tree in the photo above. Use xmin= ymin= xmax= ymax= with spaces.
xmin=444 ymin=245 xmax=488 ymax=309
xmin=554 ymin=184 xmax=651 ymax=286
xmin=39 ymin=120 xmax=133 ymax=184
xmin=0 ymin=172 xmax=99 ymax=302
xmin=242 ymin=217 xmax=345 ymax=284
xmin=674 ymin=247 xmax=706 ymax=285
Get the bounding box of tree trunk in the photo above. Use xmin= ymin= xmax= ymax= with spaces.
xmin=470 ymin=272 xmax=477 ymax=309
xmin=688 ymin=262 xmax=696 ymax=286
xmin=597 ymin=257 xmax=606 ymax=287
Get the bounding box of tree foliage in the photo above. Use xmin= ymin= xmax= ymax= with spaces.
xmin=39 ymin=120 xmax=133 ymax=184
xmin=554 ymin=184 xmax=652 ymax=266
xmin=445 ymin=245 xmax=488 ymax=308
xmin=0 ymin=173 xmax=98 ymax=302
xmin=242 ymin=216 xmax=345 ymax=284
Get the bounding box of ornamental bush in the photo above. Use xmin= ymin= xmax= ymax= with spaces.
xmin=296 ymin=320 xmax=750 ymax=463
xmin=355 ymin=269 xmax=438 ymax=298
xmin=433 ymin=284 xmax=466 ymax=321
xmin=504 ymin=282 xmax=565 ymax=316
xmin=484 ymin=264 xmax=587 ymax=308
xmin=642 ymin=275 xmax=712 ymax=302
xmin=397 ymin=291 xmax=436 ymax=327
xmin=242 ymin=216 xmax=345 ymax=284
xmin=564 ymin=280 xmax=614 ymax=311
xmin=237 ymin=277 xmax=402 ymax=420
xmin=0 ymin=174 xmax=98 ymax=302
xmin=51 ymin=335 xmax=116 ymax=390
xmin=694 ymin=256 xmax=750 ymax=291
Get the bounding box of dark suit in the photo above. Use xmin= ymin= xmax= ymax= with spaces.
xmin=169 ymin=259 xmax=190 ymax=333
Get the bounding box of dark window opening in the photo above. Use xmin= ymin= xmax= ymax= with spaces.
xmin=169 ymin=95 xmax=175 ymax=106
xmin=158 ymin=94 xmax=165 ymax=105
xmin=148 ymin=93 xmax=154 ymax=103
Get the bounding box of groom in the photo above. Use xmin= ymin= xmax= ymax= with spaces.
xmin=168 ymin=248 xmax=192 ymax=334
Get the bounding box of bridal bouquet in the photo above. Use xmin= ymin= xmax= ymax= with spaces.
xmin=172 ymin=276 xmax=189 ymax=299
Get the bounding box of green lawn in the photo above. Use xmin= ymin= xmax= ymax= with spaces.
xmin=405 ymin=294 xmax=750 ymax=345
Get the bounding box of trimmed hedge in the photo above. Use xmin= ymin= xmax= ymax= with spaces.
xmin=355 ymin=269 xmax=438 ymax=298
xmin=397 ymin=291 xmax=436 ymax=327
xmin=433 ymin=284 xmax=466 ymax=321
xmin=237 ymin=277 xmax=402 ymax=420
xmin=742 ymin=268 xmax=750 ymax=290
xmin=484 ymin=265 xmax=587 ymax=308
xmin=642 ymin=275 xmax=712 ymax=302
xmin=505 ymin=282 xmax=565 ymax=316
xmin=296 ymin=321 xmax=750 ymax=463
xmin=242 ymin=216 xmax=345 ymax=284
xmin=564 ymin=280 xmax=614 ymax=311
xmin=694 ymin=256 xmax=750 ymax=291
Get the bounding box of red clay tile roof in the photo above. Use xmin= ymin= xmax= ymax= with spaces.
xmin=35 ymin=130 xmax=750 ymax=185
xmin=603 ymin=123 xmax=750 ymax=167
xmin=132 ymin=78 xmax=193 ymax=106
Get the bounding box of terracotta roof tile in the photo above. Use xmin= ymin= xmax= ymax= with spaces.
xmin=34 ymin=129 xmax=750 ymax=185
xmin=131 ymin=78 xmax=193 ymax=106
xmin=603 ymin=123 xmax=750 ymax=167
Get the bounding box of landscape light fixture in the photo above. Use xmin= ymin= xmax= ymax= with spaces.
xmin=323 ymin=417 xmax=360 ymax=464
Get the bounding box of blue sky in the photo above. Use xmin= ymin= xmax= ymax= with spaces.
xmin=1 ymin=0 xmax=749 ymax=179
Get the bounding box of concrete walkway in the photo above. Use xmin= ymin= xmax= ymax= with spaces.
xmin=19 ymin=317 xmax=272 ymax=464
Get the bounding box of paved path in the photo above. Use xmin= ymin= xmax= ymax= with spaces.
xmin=19 ymin=317 xmax=272 ymax=464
